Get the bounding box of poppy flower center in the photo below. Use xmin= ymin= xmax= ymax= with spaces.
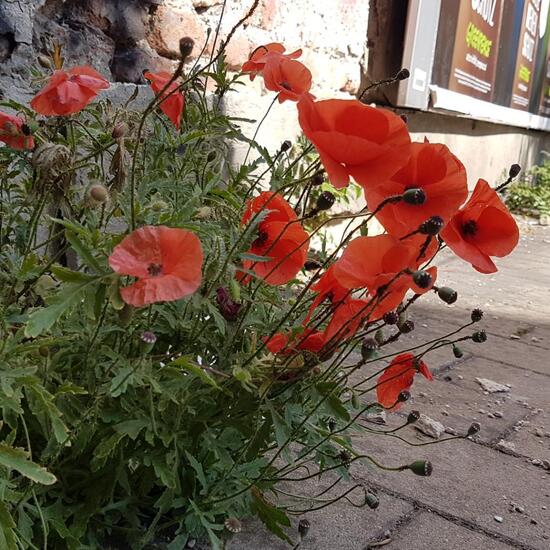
xmin=147 ymin=263 xmax=163 ymax=277
xmin=461 ymin=220 xmax=478 ymax=237
xmin=280 ymin=80 xmax=292 ymax=90
xmin=253 ymin=230 xmax=269 ymax=248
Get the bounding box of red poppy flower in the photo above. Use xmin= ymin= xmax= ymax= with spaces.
xmin=144 ymin=71 xmax=185 ymax=130
xmin=241 ymin=192 xmax=309 ymax=285
xmin=364 ymin=141 xmax=468 ymax=237
xmin=109 ymin=225 xmax=203 ymax=307
xmin=262 ymin=57 xmax=313 ymax=103
xmin=333 ymin=235 xmax=437 ymax=319
xmin=264 ymin=329 xmax=325 ymax=355
xmin=304 ymin=264 xmax=349 ymax=325
xmin=242 ymin=43 xmax=302 ymax=80
xmin=440 ymin=179 xmax=519 ymax=273
xmin=324 ymin=298 xmax=372 ymax=344
xmin=297 ymin=96 xmax=411 ymax=189
xmin=30 ymin=66 xmax=109 ymax=116
xmin=0 ymin=112 xmax=34 ymax=150
xmin=377 ymin=353 xmax=432 ymax=409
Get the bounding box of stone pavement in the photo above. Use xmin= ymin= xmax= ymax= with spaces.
xmin=230 ymin=220 xmax=550 ymax=550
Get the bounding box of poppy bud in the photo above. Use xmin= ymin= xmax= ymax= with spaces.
xmin=452 ymin=344 xmax=463 ymax=358
xmin=472 ymin=330 xmax=487 ymax=343
xmin=216 ymin=287 xmax=241 ymax=321
xmin=224 ymin=517 xmax=242 ymax=534
xmin=402 ymin=188 xmax=426 ymax=205
xmin=361 ymin=337 xmax=379 ymax=360
xmin=509 ymin=163 xmax=521 ymax=178
xmin=298 ymin=518 xmax=310 ymax=539
xmin=328 ymin=418 xmax=336 ymax=431
xmin=365 ymin=492 xmax=380 ymax=509
xmin=408 ymin=460 xmax=433 ymax=476
xmin=111 ymin=122 xmax=127 ymax=140
xmin=179 ymin=36 xmax=195 ymax=59
xmin=118 ymin=303 xmax=134 ymax=327
xmin=468 ymin=422 xmax=481 ymax=436
xmin=407 ymin=410 xmax=421 ymax=424
xmin=280 ymin=140 xmax=292 ymax=152
xmin=398 ymin=320 xmax=415 ymax=334
xmin=140 ymin=331 xmax=157 ymax=354
xmin=397 ymin=390 xmax=410 ymax=403
xmin=229 ymin=278 xmax=241 ymax=303
xmin=304 ymin=259 xmax=322 ymax=271
xmin=206 ymin=150 xmax=217 ymax=163
xmin=437 ymin=286 xmax=458 ymax=305
xmin=374 ymin=328 xmax=385 ymax=345
xmin=383 ymin=311 xmax=399 ymax=325
xmin=39 ymin=345 xmax=50 ymax=357
xmin=310 ymin=171 xmax=325 ymax=186
xmin=37 ymin=54 xmax=53 ymax=69
xmin=400 ymin=114 xmax=408 ymax=124
xmin=339 ymin=450 xmax=352 ymax=464
xmin=412 ymin=270 xmax=432 ymax=289
xmin=397 ymin=68 xmax=410 ymax=80
xmin=471 ymin=308 xmax=484 ymax=322
xmin=89 ymin=184 xmax=109 ymax=204
xmin=316 ymin=191 xmax=336 ymax=211
xmin=419 ymin=215 xmax=444 ymax=235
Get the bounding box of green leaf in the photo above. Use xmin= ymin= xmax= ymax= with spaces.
xmin=170 ymin=357 xmax=220 ymax=389
xmin=109 ymin=366 xmax=135 ymax=397
xmin=0 ymin=501 xmax=17 ymax=550
xmin=239 ymin=252 xmax=271 ymax=263
xmin=0 ymin=444 xmax=57 ymax=485
xmin=251 ymin=490 xmax=291 ymax=543
xmin=25 ymin=278 xmax=99 ymax=337
xmin=65 ymin=230 xmax=102 ymax=272
xmin=25 ymin=383 xmax=69 ymax=445
xmin=325 ymin=394 xmax=351 ymax=422
xmin=114 ymin=419 xmax=150 ymax=440
xmin=185 ymin=451 xmax=207 ymax=489
xmin=51 ymin=265 xmax=97 ymax=283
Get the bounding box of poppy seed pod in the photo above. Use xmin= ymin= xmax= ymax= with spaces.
xmin=304 ymin=259 xmax=322 ymax=271
xmin=310 ymin=171 xmax=325 ymax=186
xmin=361 ymin=337 xmax=379 ymax=360
xmin=402 ymin=187 xmax=426 ymax=205
xmin=365 ymin=492 xmax=380 ymax=509
xmin=468 ymin=422 xmax=481 ymax=436
xmin=179 ymin=36 xmax=195 ymax=59
xmin=509 ymin=163 xmax=521 ymax=178
xmin=397 ymin=390 xmax=411 ymax=403
xmin=452 ymin=344 xmax=464 ymax=358
xmin=117 ymin=303 xmax=134 ymax=327
xmin=419 ymin=215 xmax=444 ymax=235
xmin=412 ymin=270 xmax=432 ymax=289
xmin=408 ymin=460 xmax=433 ymax=476
xmin=437 ymin=286 xmax=458 ymax=305
xmin=280 ymin=140 xmax=292 ymax=152
xmin=206 ymin=150 xmax=217 ymax=163
xmin=472 ymin=330 xmax=487 ymax=343
xmin=298 ymin=518 xmax=310 ymax=539
xmin=224 ymin=517 xmax=242 ymax=534
xmin=397 ymin=68 xmax=410 ymax=80
xmin=471 ymin=308 xmax=484 ymax=322
xmin=374 ymin=328 xmax=385 ymax=345
xmin=316 ymin=191 xmax=336 ymax=211
xmin=407 ymin=410 xmax=421 ymax=424
xmin=140 ymin=331 xmax=157 ymax=354
xmin=398 ymin=319 xmax=415 ymax=334
xmin=327 ymin=418 xmax=336 ymax=431
xmin=383 ymin=311 xmax=399 ymax=325
xmin=89 ymin=184 xmax=109 ymax=204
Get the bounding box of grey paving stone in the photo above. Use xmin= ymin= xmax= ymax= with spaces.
xmin=386 ymin=511 xmax=516 ymax=550
xmin=504 ymin=409 xmax=550 ymax=463
xmin=350 ymin=437 xmax=550 ymax=549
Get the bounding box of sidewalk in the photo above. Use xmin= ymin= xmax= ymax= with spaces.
xmin=231 ymin=220 xmax=550 ymax=550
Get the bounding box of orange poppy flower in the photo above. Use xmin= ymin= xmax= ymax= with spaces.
xmin=241 ymin=43 xmax=302 ymax=80
xmin=30 ymin=66 xmax=109 ymax=116
xmin=377 ymin=353 xmax=432 ymax=409
xmin=109 ymin=225 xmax=203 ymax=307
xmin=144 ymin=71 xmax=185 ymax=130
xmin=440 ymin=179 xmax=519 ymax=273
xmin=0 ymin=112 xmax=34 ymax=150
xmin=324 ymin=298 xmax=372 ymax=344
xmin=241 ymin=192 xmax=309 ymax=285
xmin=333 ymin=235 xmax=437 ymax=319
xmin=297 ymin=96 xmax=411 ymax=189
xmin=364 ymin=142 xmax=468 ymax=237
xmin=304 ymin=264 xmax=350 ymax=325
xmin=264 ymin=329 xmax=325 ymax=355
xmin=262 ymin=57 xmax=313 ymax=103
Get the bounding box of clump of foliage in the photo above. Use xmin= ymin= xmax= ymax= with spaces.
xmin=506 ymin=158 xmax=550 ymax=215
xmin=0 ymin=3 xmax=521 ymax=549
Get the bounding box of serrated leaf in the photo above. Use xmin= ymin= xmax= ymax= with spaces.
xmin=25 ymin=383 xmax=69 ymax=445
xmin=51 ymin=265 xmax=97 ymax=283
xmin=0 ymin=501 xmax=17 ymax=550
xmin=185 ymin=451 xmax=207 ymax=489
xmin=0 ymin=444 xmax=57 ymax=485
xmin=170 ymin=357 xmax=220 ymax=389
xmin=114 ymin=419 xmax=149 ymax=440
xmin=251 ymin=489 xmax=291 ymax=543
xmin=65 ymin=230 xmax=102 ymax=272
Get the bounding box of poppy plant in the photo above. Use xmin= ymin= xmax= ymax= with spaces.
xmin=376 ymin=353 xmax=432 ymax=409
xmin=262 ymin=56 xmax=313 ymax=103
xmin=441 ymin=179 xmax=519 ymax=273
xmin=364 ymin=141 xmax=468 ymax=237
xmin=144 ymin=71 xmax=185 ymax=130
xmin=30 ymin=66 xmax=109 ymax=116
xmin=241 ymin=43 xmax=302 ymax=80
xmin=297 ymin=96 xmax=411 ymax=189
xmin=0 ymin=112 xmax=34 ymax=150
xmin=241 ymin=192 xmax=309 ymax=285
xmin=109 ymin=225 xmax=203 ymax=307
